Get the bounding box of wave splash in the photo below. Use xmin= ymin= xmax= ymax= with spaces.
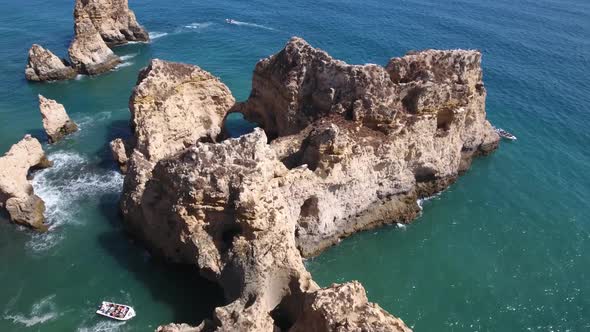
xmin=27 ymin=151 xmax=124 ymax=252
xmin=3 ymin=295 xmax=60 ymax=327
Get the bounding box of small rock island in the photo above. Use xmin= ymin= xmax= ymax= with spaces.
xmin=114 ymin=37 xmax=499 ymax=331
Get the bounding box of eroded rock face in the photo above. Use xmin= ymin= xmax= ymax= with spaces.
xmin=121 ymin=37 xmax=500 ymax=332
xmin=0 ymin=135 xmax=52 ymax=230
xmin=290 ymin=281 xmax=411 ymax=332
xmin=68 ymin=17 xmax=121 ymax=75
xmin=121 ymin=59 xmax=236 ymax=241
xmin=38 ymin=95 xmax=78 ymax=143
xmin=74 ymin=0 xmax=149 ymax=45
xmin=25 ymin=44 xmax=77 ymax=82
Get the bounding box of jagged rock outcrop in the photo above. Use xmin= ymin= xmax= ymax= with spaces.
xmin=74 ymin=0 xmax=149 ymax=45
xmin=38 ymin=95 xmax=78 ymax=143
xmin=25 ymin=44 xmax=77 ymax=82
xmin=0 ymin=135 xmax=52 ymax=230
xmin=121 ymin=59 xmax=235 ymax=233
xmin=68 ymin=17 xmax=121 ymax=75
xmin=121 ymin=37 xmax=500 ymax=331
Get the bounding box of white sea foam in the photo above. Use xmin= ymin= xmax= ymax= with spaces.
xmin=229 ymin=20 xmax=275 ymax=31
xmin=119 ymin=53 xmax=138 ymax=61
xmin=417 ymin=192 xmax=442 ymax=211
xmin=27 ymin=151 xmax=124 ymax=252
xmin=116 ymin=61 xmax=134 ymax=69
xmin=75 ymin=74 xmax=86 ymax=81
xmin=3 ymin=295 xmax=59 ymax=327
xmin=77 ymin=320 xmax=127 ymax=332
xmin=75 ymin=111 xmax=113 ymax=129
xmin=185 ymin=22 xmax=213 ymax=29
xmin=149 ymin=31 xmax=168 ymax=40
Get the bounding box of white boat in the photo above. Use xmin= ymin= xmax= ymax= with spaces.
xmin=494 ymin=127 xmax=517 ymax=141
xmin=96 ymin=301 xmax=136 ymax=321
xmin=225 ymin=18 xmax=237 ymax=24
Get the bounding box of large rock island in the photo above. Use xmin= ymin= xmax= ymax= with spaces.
xmin=118 ymin=37 xmax=499 ymax=331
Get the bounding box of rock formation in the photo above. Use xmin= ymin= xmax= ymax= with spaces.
xmin=74 ymin=0 xmax=149 ymax=45
xmin=68 ymin=17 xmax=121 ymax=75
xmin=24 ymin=44 xmax=77 ymax=82
xmin=110 ymin=138 xmax=130 ymax=173
xmin=120 ymin=37 xmax=500 ymax=331
xmin=38 ymin=95 xmax=78 ymax=143
xmin=0 ymin=135 xmax=52 ymax=231
xmin=26 ymin=0 xmax=148 ymax=81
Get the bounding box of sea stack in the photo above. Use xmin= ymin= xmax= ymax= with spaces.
xmin=25 ymin=44 xmax=77 ymax=82
xmin=0 ymin=135 xmax=52 ymax=231
xmin=74 ymin=0 xmax=149 ymax=45
xmin=38 ymin=95 xmax=78 ymax=143
xmin=120 ymin=37 xmax=499 ymax=331
xmin=68 ymin=17 xmax=121 ymax=75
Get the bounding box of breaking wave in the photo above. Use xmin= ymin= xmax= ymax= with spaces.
xmin=27 ymin=151 xmax=124 ymax=252
xmin=3 ymin=295 xmax=60 ymax=327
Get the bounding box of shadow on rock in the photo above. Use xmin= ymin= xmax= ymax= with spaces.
xmin=95 ymin=194 xmax=225 ymax=325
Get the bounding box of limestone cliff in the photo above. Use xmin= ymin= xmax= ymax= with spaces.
xmin=0 ymin=135 xmax=52 ymax=230
xmin=24 ymin=44 xmax=77 ymax=82
xmin=74 ymin=0 xmax=149 ymax=45
xmin=121 ymin=37 xmax=500 ymax=331
xmin=68 ymin=17 xmax=121 ymax=75
xmin=38 ymin=95 xmax=78 ymax=143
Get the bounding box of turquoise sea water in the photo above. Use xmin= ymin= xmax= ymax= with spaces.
xmin=0 ymin=0 xmax=589 ymax=331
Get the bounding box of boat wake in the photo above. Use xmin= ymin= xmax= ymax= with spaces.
xmin=148 ymin=31 xmax=169 ymax=40
xmin=227 ymin=19 xmax=276 ymax=31
xmin=27 ymin=151 xmax=124 ymax=253
xmin=115 ymin=61 xmax=134 ymax=69
xmin=184 ymin=22 xmax=214 ymax=30
xmin=77 ymin=320 xmax=127 ymax=332
xmin=3 ymin=295 xmax=60 ymax=328
xmin=119 ymin=53 xmax=138 ymax=61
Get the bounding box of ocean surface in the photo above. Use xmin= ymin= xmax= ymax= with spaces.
xmin=0 ymin=0 xmax=589 ymax=331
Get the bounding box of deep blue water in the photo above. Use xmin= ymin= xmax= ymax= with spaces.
xmin=0 ymin=0 xmax=589 ymax=331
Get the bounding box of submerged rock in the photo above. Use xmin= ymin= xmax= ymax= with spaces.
xmin=38 ymin=95 xmax=78 ymax=143
xmin=0 ymin=135 xmax=52 ymax=231
xmin=74 ymin=0 xmax=149 ymax=45
xmin=121 ymin=37 xmax=500 ymax=331
xmin=25 ymin=44 xmax=77 ymax=82
xmin=68 ymin=17 xmax=121 ymax=75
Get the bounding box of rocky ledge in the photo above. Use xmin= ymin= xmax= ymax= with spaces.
xmin=0 ymin=135 xmax=52 ymax=231
xmin=74 ymin=0 xmax=149 ymax=45
xmin=119 ymin=37 xmax=499 ymax=331
xmin=38 ymin=95 xmax=78 ymax=143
